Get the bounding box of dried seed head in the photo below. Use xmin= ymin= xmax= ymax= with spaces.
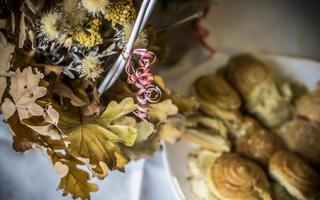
xmin=76 ymin=52 xmax=104 ymax=81
xmin=81 ymin=0 xmax=110 ymax=15
xmin=39 ymin=11 xmax=62 ymax=41
xmin=63 ymin=0 xmax=86 ymax=26
xmin=73 ymin=19 xmax=103 ymax=48
xmin=105 ymin=0 xmax=136 ymax=26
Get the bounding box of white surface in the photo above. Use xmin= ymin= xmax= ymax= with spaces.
xmin=208 ymin=0 xmax=320 ymax=59
xmin=0 ymin=117 xmax=176 ymax=200
xmin=162 ymin=52 xmax=320 ymax=200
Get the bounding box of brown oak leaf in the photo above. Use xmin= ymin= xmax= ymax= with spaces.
xmin=0 ymin=32 xmax=15 ymax=100
xmin=9 ymin=66 xmax=47 ymax=120
xmin=52 ymin=78 xmax=87 ymax=107
xmin=49 ymin=150 xmax=98 ymax=200
xmin=2 ymin=105 xmax=44 ymax=151
xmin=22 ymin=105 xmax=61 ymax=140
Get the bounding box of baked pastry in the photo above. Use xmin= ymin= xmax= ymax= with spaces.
xmin=193 ymin=74 xmax=241 ymax=121
xmin=188 ymin=149 xmax=222 ymax=200
xmin=227 ymin=54 xmax=293 ymax=128
xmin=278 ymin=118 xmax=320 ymax=165
xmin=236 ymin=129 xmax=285 ymax=166
xmin=272 ymin=183 xmax=296 ymax=200
xmin=183 ymin=128 xmax=231 ymax=152
xmin=296 ymin=86 xmax=320 ymax=125
xmin=185 ymin=113 xmax=229 ymax=138
xmin=207 ymin=153 xmax=272 ymax=200
xmin=269 ymin=151 xmax=320 ymax=200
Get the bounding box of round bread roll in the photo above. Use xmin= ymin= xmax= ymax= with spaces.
xmin=279 ymin=118 xmax=320 ymax=165
xmin=296 ymin=87 xmax=320 ymax=125
xmin=193 ymin=74 xmax=241 ymax=118
xmin=269 ymin=151 xmax=320 ymax=200
xmin=227 ymin=54 xmax=270 ymax=95
xmin=223 ymin=116 xmax=262 ymax=139
xmin=272 ymin=183 xmax=296 ymax=200
xmin=227 ymin=54 xmax=293 ymax=128
xmin=207 ymin=153 xmax=272 ymax=200
xmin=236 ymin=129 xmax=285 ymax=166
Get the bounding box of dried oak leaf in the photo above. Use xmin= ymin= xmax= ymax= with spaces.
xmin=49 ymin=150 xmax=98 ymax=200
xmin=154 ymin=75 xmax=199 ymax=115
xmin=25 ymin=0 xmax=44 ymax=14
xmin=8 ymin=66 xmax=47 ymax=120
xmin=1 ymin=66 xmax=48 ymax=151
xmin=0 ymin=32 xmax=15 ymax=72
xmin=158 ymin=124 xmax=181 ymax=144
xmin=22 ymin=105 xmax=61 ymax=140
xmin=113 ymin=116 xmax=154 ymax=144
xmin=2 ymin=99 xmax=44 ymax=151
xmin=52 ymin=78 xmax=87 ymax=107
xmin=121 ymin=132 xmax=160 ymax=160
xmin=0 ymin=32 xmax=15 ymax=100
xmin=149 ymin=99 xmax=178 ymax=123
xmin=57 ymin=98 xmax=138 ymax=178
xmin=113 ymin=116 xmax=159 ymax=160
xmin=19 ymin=12 xmax=26 ymax=48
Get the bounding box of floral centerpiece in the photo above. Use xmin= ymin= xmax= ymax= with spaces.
xmin=0 ymin=0 xmax=204 ymax=199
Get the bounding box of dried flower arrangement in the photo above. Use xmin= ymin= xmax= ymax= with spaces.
xmin=0 ymin=0 xmax=203 ymax=199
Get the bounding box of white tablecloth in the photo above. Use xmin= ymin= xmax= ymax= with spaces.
xmin=0 ymin=117 xmax=178 ymax=200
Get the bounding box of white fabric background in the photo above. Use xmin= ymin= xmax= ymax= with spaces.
xmin=0 ymin=116 xmax=177 ymax=200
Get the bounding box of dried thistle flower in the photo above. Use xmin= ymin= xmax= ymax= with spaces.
xmin=39 ymin=11 xmax=63 ymax=41
xmin=63 ymin=0 xmax=87 ymax=26
xmin=105 ymin=0 xmax=136 ymax=26
xmin=75 ymin=51 xmax=104 ymax=81
xmin=73 ymin=19 xmax=103 ymax=48
xmin=81 ymin=0 xmax=110 ymax=15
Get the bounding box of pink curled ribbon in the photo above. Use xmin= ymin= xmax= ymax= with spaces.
xmin=125 ymin=49 xmax=161 ymax=119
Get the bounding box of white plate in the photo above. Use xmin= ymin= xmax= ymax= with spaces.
xmin=162 ymin=52 xmax=320 ymax=200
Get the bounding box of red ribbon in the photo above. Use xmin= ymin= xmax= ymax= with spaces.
xmin=125 ymin=49 xmax=161 ymax=119
xmin=194 ymin=5 xmax=215 ymax=54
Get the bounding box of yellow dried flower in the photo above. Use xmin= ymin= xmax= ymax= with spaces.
xmin=81 ymin=0 xmax=110 ymax=15
xmin=63 ymin=0 xmax=87 ymax=25
xmin=39 ymin=11 xmax=62 ymax=41
xmin=105 ymin=0 xmax=136 ymax=26
xmin=73 ymin=19 xmax=103 ymax=48
xmin=76 ymin=51 xmax=104 ymax=81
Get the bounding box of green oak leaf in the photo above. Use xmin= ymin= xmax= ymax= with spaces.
xmin=57 ymin=98 xmax=138 ymax=178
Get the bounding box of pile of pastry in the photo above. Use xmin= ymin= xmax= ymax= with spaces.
xmin=185 ymin=54 xmax=320 ymax=200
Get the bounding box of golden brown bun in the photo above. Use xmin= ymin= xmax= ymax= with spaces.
xmin=269 ymin=151 xmax=320 ymax=200
xmin=296 ymin=87 xmax=320 ymax=125
xmin=236 ymin=129 xmax=285 ymax=166
xmin=193 ymin=74 xmax=241 ymax=119
xmin=207 ymin=153 xmax=271 ymax=200
xmin=272 ymin=183 xmax=296 ymax=200
xmin=227 ymin=54 xmax=293 ymax=128
xmin=227 ymin=54 xmax=270 ymax=95
xmin=279 ymin=118 xmax=320 ymax=165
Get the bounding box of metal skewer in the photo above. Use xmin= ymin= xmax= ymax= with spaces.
xmin=98 ymin=0 xmax=158 ymax=94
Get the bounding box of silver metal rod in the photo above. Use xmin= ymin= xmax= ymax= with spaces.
xmin=98 ymin=0 xmax=158 ymax=94
xmin=98 ymin=0 xmax=151 ymax=94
